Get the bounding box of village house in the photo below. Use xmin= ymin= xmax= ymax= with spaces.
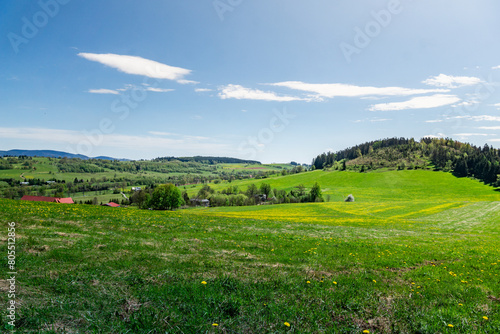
xmin=20 ymin=196 xmax=74 ymax=204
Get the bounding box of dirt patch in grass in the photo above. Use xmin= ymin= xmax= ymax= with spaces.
xmin=118 ymin=298 xmax=144 ymax=322
xmin=42 ymin=322 xmax=79 ymax=333
xmin=26 ymin=245 xmax=50 ymax=254
xmin=55 ymin=232 xmax=85 ymax=238
xmin=487 ymin=295 xmax=500 ymax=302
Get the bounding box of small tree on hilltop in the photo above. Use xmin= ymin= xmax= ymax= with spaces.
xmin=150 ymin=184 xmax=183 ymax=210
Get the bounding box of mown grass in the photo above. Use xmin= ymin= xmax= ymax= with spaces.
xmin=1 ymin=170 xmax=499 ymax=333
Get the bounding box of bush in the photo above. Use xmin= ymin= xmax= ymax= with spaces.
xmin=345 ymin=194 xmax=355 ymax=202
xmin=150 ymin=184 xmax=183 ymax=210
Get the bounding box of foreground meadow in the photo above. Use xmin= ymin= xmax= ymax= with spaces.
xmin=1 ymin=171 xmax=499 ymax=333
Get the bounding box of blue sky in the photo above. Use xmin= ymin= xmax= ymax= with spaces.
xmin=1 ymin=0 xmax=500 ymax=163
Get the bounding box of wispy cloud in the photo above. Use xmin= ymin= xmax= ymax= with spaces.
xmin=88 ymin=88 xmax=119 ymax=95
xmin=492 ymin=66 xmax=500 ymax=70
xmin=478 ymin=126 xmax=500 ymax=130
xmin=451 ymin=115 xmax=500 ymax=122
xmin=0 ymin=127 xmax=227 ymax=153
xmin=369 ymin=94 xmax=461 ymax=111
xmin=422 ymin=74 xmax=482 ymax=88
xmin=453 ymin=133 xmax=491 ymax=137
xmin=218 ymin=84 xmax=306 ymax=102
xmin=145 ymin=87 xmax=174 ymax=93
xmin=268 ymin=81 xmax=448 ymax=99
xmin=425 ymin=119 xmax=443 ymax=123
xmin=93 ymin=85 xmax=174 ymax=94
xmin=148 ymin=131 xmax=209 ymax=140
xmin=195 ymin=88 xmax=213 ymax=93
xmin=353 ymin=117 xmax=392 ymax=123
xmin=78 ymin=53 xmax=193 ymax=83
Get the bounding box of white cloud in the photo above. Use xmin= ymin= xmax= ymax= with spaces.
xmin=452 ymin=100 xmax=479 ymax=108
xmin=218 ymin=84 xmax=306 ymax=102
xmin=177 ymin=79 xmax=199 ymax=85
xmin=88 ymin=89 xmax=119 ymax=95
xmin=493 ymin=103 xmax=500 ymax=109
xmin=353 ymin=117 xmax=392 ymax=123
xmin=369 ymin=94 xmax=461 ymax=111
xmin=425 ymin=119 xmax=443 ymax=123
xmin=145 ymin=87 xmax=174 ymax=93
xmin=490 ymin=139 xmax=500 ymax=142
xmin=195 ymin=88 xmax=213 ymax=93
xmin=492 ymin=66 xmax=500 ymax=70
xmin=478 ymin=126 xmax=500 ymax=130
xmin=268 ymin=81 xmax=448 ymax=99
xmin=423 ymin=134 xmax=445 ymax=139
xmin=78 ymin=53 xmax=192 ymax=83
xmin=451 ymin=115 xmax=500 ymax=122
xmin=422 ymin=74 xmax=482 ymax=88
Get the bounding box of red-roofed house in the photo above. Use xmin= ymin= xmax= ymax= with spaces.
xmin=21 ymin=196 xmax=74 ymax=204
xmin=103 ymin=202 xmax=120 ymax=207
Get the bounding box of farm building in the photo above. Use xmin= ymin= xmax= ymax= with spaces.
xmin=190 ymin=199 xmax=210 ymax=207
xmin=20 ymin=196 xmax=74 ymax=204
xmin=103 ymin=202 xmax=120 ymax=207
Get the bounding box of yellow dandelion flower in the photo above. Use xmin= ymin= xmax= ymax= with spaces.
xmin=363 ymin=330 xmax=370 ymax=334
xmin=458 ymin=303 xmax=463 ymax=306
xmin=333 ymin=281 xmax=337 ymax=284
xmin=284 ymin=322 xmax=291 ymax=327
xmin=372 ymin=280 xmax=376 ymax=283
xmin=483 ymin=316 xmax=488 ymax=320
xmin=212 ymin=323 xmax=218 ymax=327
xmin=201 ymin=281 xmax=207 ymax=285
xmin=306 ymin=281 xmax=311 ymax=284
xmin=448 ymin=324 xmax=454 ymax=328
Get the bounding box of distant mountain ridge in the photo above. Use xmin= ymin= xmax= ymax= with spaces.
xmin=0 ymin=149 xmax=126 ymax=161
xmin=0 ymin=150 xmax=261 ymax=164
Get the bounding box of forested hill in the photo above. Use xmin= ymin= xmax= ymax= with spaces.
xmin=312 ymin=137 xmax=500 ymax=186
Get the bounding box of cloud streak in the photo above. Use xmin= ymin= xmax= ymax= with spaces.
xmin=268 ymin=81 xmax=448 ymax=99
xmin=422 ymin=74 xmax=482 ymax=88
xmin=218 ymin=84 xmax=307 ymax=102
xmin=88 ymin=89 xmax=119 ymax=95
xmin=0 ymin=127 xmax=227 ymax=153
xmin=78 ymin=53 xmax=193 ymax=83
xmin=369 ymin=94 xmax=461 ymax=111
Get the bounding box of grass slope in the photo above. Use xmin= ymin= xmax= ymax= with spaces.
xmin=187 ymin=169 xmax=500 ymax=202
xmin=1 ymin=170 xmax=499 ymax=333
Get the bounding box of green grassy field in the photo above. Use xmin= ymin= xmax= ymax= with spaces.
xmin=1 ymin=170 xmax=499 ymax=333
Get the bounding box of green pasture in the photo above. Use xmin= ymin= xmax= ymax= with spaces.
xmin=1 ymin=169 xmax=499 ymax=333
xmin=186 ymin=169 xmax=500 ymax=202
